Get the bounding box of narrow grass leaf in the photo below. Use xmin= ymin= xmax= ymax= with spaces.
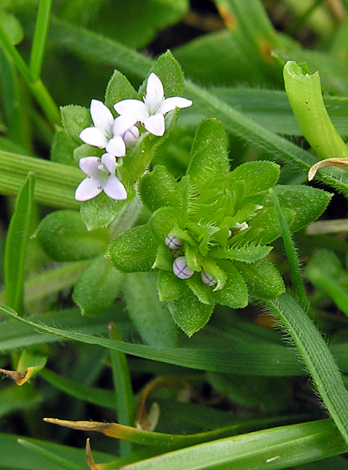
xmin=39 ymin=368 xmax=115 ymax=409
xmin=29 ymin=0 xmax=53 ymax=80
xmin=111 ymin=419 xmax=346 ymax=470
xmin=4 ymin=172 xmax=35 ymax=314
xmin=109 ymin=323 xmax=135 ymax=456
xmin=0 ymin=49 xmax=28 ymax=149
xmin=17 ymin=439 xmax=85 ymax=470
xmin=268 ymin=188 xmax=309 ymax=311
xmin=0 ymin=432 xmax=115 ymax=470
xmin=268 ymin=293 xmax=348 ymax=445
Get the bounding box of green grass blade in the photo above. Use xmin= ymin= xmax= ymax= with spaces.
xmin=213 ymin=0 xmax=282 ymax=83
xmin=0 ymin=432 xmax=115 ymax=470
xmin=107 ymin=419 xmax=346 ymax=470
xmin=0 ymin=303 xmax=305 ymax=376
xmin=109 ymin=323 xmax=135 ymax=456
xmin=0 ymin=18 xmax=60 ymax=125
xmin=0 ymin=49 xmax=29 ymax=149
xmin=4 ymin=302 xmax=348 ymax=378
xmin=29 ymin=0 xmax=53 ymax=80
xmin=0 ymin=385 xmax=41 ymax=418
xmin=4 ymin=172 xmax=35 ymax=314
xmin=269 ymin=188 xmax=310 ymax=312
xmin=39 ymin=368 xmax=115 ymax=409
xmin=48 ymin=16 xmax=152 ymax=79
xmin=17 ymin=440 xmax=84 ymax=470
xmin=0 ymin=307 xmax=132 ymax=352
xmin=305 ymin=266 xmax=348 ymax=317
xmin=181 ymin=88 xmax=348 ymax=137
xmin=268 ymin=293 xmax=348 ymax=445
xmin=47 ymin=412 xmax=312 ymax=451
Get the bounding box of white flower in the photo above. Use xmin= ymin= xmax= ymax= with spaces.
xmin=114 ymin=73 xmax=192 ymax=137
xmin=75 ymin=153 xmax=127 ymax=202
xmin=79 ymin=100 xmax=137 ymax=157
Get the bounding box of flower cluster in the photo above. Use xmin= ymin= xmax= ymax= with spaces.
xmin=75 ymin=73 xmax=192 ymax=202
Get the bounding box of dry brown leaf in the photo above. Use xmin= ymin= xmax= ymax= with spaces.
xmin=308 ymin=158 xmax=348 ymax=181
xmin=85 ymin=439 xmax=98 ymax=470
xmin=0 ymin=368 xmax=27 ymax=386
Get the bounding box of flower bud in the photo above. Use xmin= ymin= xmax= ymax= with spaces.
xmin=123 ymin=125 xmax=139 ymax=148
xmin=201 ymin=270 xmax=217 ymax=286
xmin=165 ymin=234 xmax=183 ymax=250
xmin=173 ymin=256 xmax=194 ymax=280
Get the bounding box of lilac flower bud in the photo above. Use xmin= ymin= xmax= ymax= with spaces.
xmin=123 ymin=125 xmax=139 ymax=148
xmin=165 ymin=234 xmax=183 ymax=250
xmin=201 ymin=270 xmax=217 ymax=286
xmin=173 ymin=256 xmax=194 ymax=280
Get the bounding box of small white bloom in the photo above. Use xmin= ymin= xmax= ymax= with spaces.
xmin=173 ymin=256 xmax=194 ymax=280
xmin=79 ymin=100 xmax=137 ymax=157
xmin=75 ymin=153 xmax=127 ymax=202
xmin=114 ymin=73 xmax=192 ymax=137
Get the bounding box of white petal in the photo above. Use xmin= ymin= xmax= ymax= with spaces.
xmin=145 ymin=73 xmax=164 ymax=110
xmin=113 ymin=115 xmax=138 ymax=135
xmin=90 ymin=99 xmax=114 ymax=135
xmin=75 ymin=176 xmax=103 ymax=201
xmin=106 ymin=135 xmax=126 ymax=157
xmin=80 ymin=127 xmax=109 ymax=148
xmin=158 ymin=97 xmax=192 ymax=115
xmin=101 ymin=153 xmax=116 ymax=174
xmin=144 ymin=113 xmax=165 ymax=136
xmin=104 ymin=175 xmax=127 ymax=200
xmin=114 ymin=99 xmax=147 ymax=119
xmin=79 ymin=156 xmax=100 ymax=176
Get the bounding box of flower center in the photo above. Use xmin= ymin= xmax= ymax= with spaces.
xmin=144 ymin=94 xmax=164 ymax=116
xmin=96 ymin=159 xmax=111 ymax=182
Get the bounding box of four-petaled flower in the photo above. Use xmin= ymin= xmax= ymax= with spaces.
xmin=75 ymin=153 xmax=127 ymax=202
xmin=114 ymin=73 xmax=192 ymax=137
xmin=79 ymin=100 xmax=136 ymax=157
xmin=76 ymin=74 xmax=191 ymax=202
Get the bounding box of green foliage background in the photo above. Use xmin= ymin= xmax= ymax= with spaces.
xmin=1 ymin=1 xmax=348 ymax=469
